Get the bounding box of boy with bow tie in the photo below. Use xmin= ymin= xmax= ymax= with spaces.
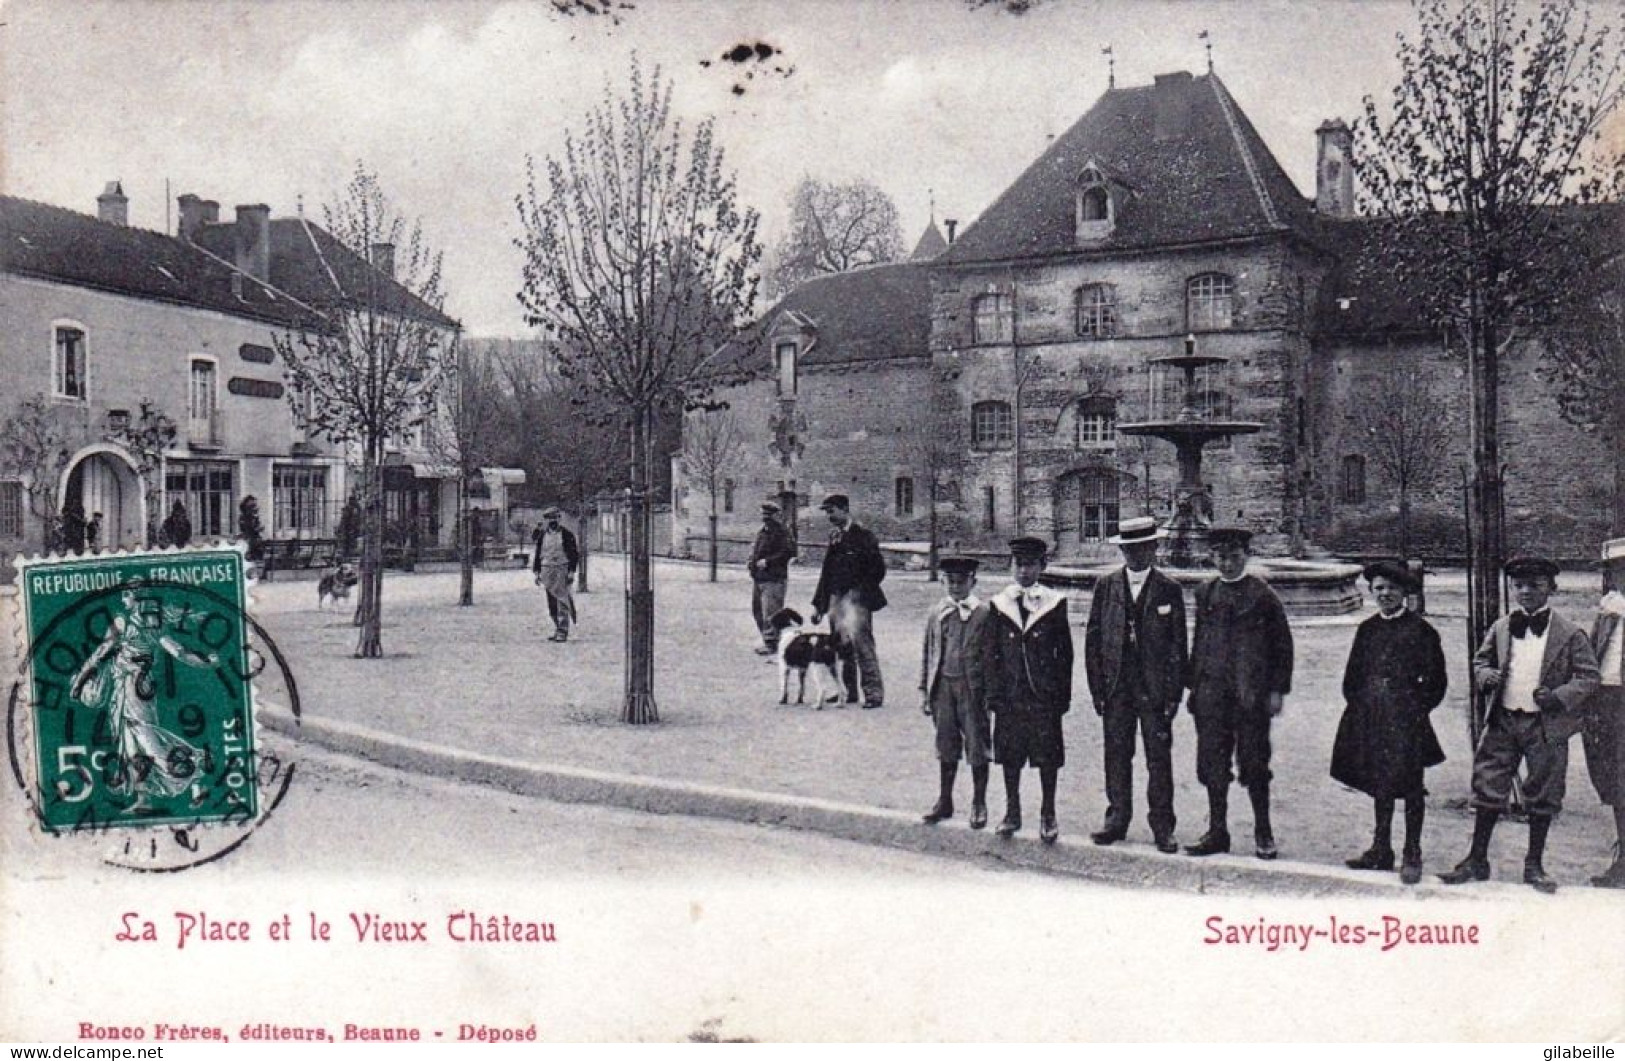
xmin=1583 ymin=538 xmax=1625 ymax=888
xmin=1442 ymin=556 xmax=1600 ymax=892
xmin=919 ymin=556 xmax=992 ymax=828
xmin=984 ymin=537 xmax=1074 ymax=844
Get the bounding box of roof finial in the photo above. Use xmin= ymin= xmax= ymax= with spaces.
xmin=928 ymin=188 xmax=935 ymax=225
xmin=1199 ymin=29 xmax=1213 ymax=73
xmin=1102 ymin=44 xmax=1115 ymax=89
xmin=296 ymin=192 xmax=305 ymax=218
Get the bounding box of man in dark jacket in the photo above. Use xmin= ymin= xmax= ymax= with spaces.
xmin=531 ymin=507 xmax=580 ymax=643
xmin=748 ymin=501 xmax=796 ymax=655
xmin=811 ymin=494 xmax=887 ymax=708
xmin=1585 ymin=537 xmax=1625 ymax=888
xmin=985 ymin=536 xmax=1074 ymax=844
xmin=1085 ymin=516 xmax=1187 ymax=853
xmin=1184 ymin=526 xmax=1294 ymax=860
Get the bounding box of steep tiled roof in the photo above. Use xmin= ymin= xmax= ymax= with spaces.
xmin=909 ymin=220 xmax=948 ymax=261
xmin=194 ymin=219 xmax=456 ymax=328
xmin=939 ymin=71 xmax=1315 ymax=265
xmin=770 ymin=262 xmax=931 ymax=368
xmin=0 ymin=195 xmax=318 ymax=328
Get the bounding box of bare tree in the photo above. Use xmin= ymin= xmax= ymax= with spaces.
xmin=767 ymin=177 xmax=904 ymax=297
xmin=516 ymin=57 xmax=763 ymax=723
xmin=680 ymin=408 xmax=744 ymax=581
xmin=274 ymin=162 xmax=456 ymax=658
xmin=432 ymin=338 xmax=508 ymax=606
xmin=0 ymin=394 xmax=79 ymax=552
xmin=1353 ymin=0 xmax=1625 ymax=653
xmin=1543 ymin=245 xmax=1625 ymax=534
xmin=103 ymin=399 xmax=178 ymax=546
xmin=1353 ymin=362 xmax=1452 ymax=559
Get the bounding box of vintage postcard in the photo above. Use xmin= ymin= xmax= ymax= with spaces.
xmin=3 ymin=0 xmax=1624 ymax=1044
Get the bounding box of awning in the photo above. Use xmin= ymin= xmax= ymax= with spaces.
xmin=383 ymin=462 xmax=458 ymax=480
xmin=481 ymin=467 xmax=527 ymax=486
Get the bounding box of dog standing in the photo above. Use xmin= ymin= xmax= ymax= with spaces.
xmin=317 ymin=563 xmax=358 ymax=610
xmin=767 ymin=607 xmax=849 ymax=708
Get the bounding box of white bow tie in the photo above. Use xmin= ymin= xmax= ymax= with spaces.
xmin=1021 ymin=589 xmax=1047 ymax=611
xmin=948 ymin=600 xmax=976 ymax=619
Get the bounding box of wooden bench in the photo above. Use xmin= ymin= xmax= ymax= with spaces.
xmin=261 ymin=538 xmax=340 ymax=578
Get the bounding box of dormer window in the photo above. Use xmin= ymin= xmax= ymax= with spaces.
xmin=775 ymin=340 xmax=798 ymax=397
xmin=1074 ymin=163 xmax=1116 ymax=243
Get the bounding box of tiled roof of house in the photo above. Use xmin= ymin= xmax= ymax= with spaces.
xmin=0 ymin=195 xmax=456 ymax=331
xmin=0 ymin=195 xmax=318 ymax=328
xmin=939 ymin=71 xmax=1316 ymax=265
xmin=765 ymin=262 xmax=932 ymax=368
xmin=909 ymin=220 xmax=948 ymax=261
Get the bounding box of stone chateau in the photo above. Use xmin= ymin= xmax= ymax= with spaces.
xmin=673 ymin=70 xmax=1622 ymax=565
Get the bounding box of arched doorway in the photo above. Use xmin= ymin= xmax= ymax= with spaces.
xmin=1053 ymin=467 xmax=1133 ymax=558
xmin=60 ymin=445 xmax=146 ymax=550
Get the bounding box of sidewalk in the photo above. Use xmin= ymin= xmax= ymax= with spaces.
xmin=238 ymin=556 xmax=1621 ymax=899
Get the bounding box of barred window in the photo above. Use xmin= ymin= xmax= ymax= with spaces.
xmin=1075 ymin=396 xmax=1117 ymax=447
xmin=0 ymin=481 xmax=22 ymax=538
xmin=895 ymin=476 xmax=914 ymax=518
xmin=972 ymin=294 xmax=1013 ymax=345
xmin=1341 ymin=454 xmax=1367 ymax=505
xmin=166 ymin=461 xmax=237 ymax=537
xmin=971 ymin=400 xmax=1014 ymax=450
xmin=1075 ymin=284 xmax=1118 ymax=339
xmin=1186 ymin=273 xmax=1236 ymax=331
xmin=273 ymin=465 xmax=329 ymax=535
xmin=1078 ymin=470 xmax=1121 ymax=542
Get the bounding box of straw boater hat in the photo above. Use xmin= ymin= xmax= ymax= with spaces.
xmin=1602 ymin=538 xmax=1625 ymax=564
xmin=1107 ymin=516 xmax=1168 ymax=546
xmin=760 ymin=500 xmax=781 ymax=516
xmin=541 ymin=506 xmax=563 ymax=519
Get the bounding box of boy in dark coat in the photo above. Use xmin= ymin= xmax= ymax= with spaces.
xmin=1585 ymin=537 xmax=1625 ymax=888
xmin=1442 ymin=556 xmax=1600 ymax=893
xmin=1330 ymin=560 xmax=1449 ymax=884
xmin=1184 ymin=526 xmax=1294 ymax=860
xmin=919 ymin=556 xmax=992 ymax=828
xmin=1085 ymin=516 xmax=1188 ymax=853
xmin=984 ymin=537 xmax=1074 ymax=844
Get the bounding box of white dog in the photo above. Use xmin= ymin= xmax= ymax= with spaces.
xmin=765 ymin=607 xmax=849 ymax=708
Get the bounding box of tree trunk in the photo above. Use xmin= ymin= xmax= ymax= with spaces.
xmin=1469 ymin=323 xmax=1505 ymax=651
xmin=458 ymin=474 xmax=474 ymax=607
xmin=708 ymin=510 xmax=718 ymax=582
xmin=575 ymin=503 xmax=590 ymax=593
xmin=354 ymin=448 xmax=385 ymax=658
xmin=621 ymin=406 xmax=658 ymax=724
xmin=1398 ymin=488 xmax=1412 ymax=561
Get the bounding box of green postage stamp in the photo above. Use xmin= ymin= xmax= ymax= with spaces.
xmin=13 ymin=547 xmax=261 ymax=837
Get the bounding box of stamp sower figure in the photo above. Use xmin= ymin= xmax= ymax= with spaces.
xmin=1441 ymin=556 xmax=1600 ymax=893
xmin=749 ymin=500 xmax=797 ymax=656
xmin=920 ymin=556 xmax=992 ymax=828
xmin=985 ymin=536 xmax=1074 ymax=844
xmin=1184 ymin=526 xmax=1293 ymax=860
xmin=1085 ymin=516 xmax=1187 ymax=853
xmin=531 ymin=506 xmax=580 ymax=643
xmin=810 ymin=494 xmax=887 ymax=708
xmin=1330 ymin=560 xmax=1449 ymax=885
xmin=1585 ymin=537 xmax=1625 ymax=888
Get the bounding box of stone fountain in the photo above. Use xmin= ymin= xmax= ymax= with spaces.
xmin=1042 ymin=337 xmax=1362 ymax=616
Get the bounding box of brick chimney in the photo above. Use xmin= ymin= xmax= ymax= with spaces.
xmin=370 ymin=242 xmax=395 ymax=279
xmin=97 ymin=181 xmax=128 ymax=226
xmin=945 ymin=218 xmax=958 ymax=245
xmin=233 ymin=204 xmax=271 ymax=283
xmin=1315 ymin=119 xmax=1355 ymax=219
xmin=175 ymin=193 xmax=219 ymax=241
xmin=1153 ymin=71 xmax=1195 ymax=141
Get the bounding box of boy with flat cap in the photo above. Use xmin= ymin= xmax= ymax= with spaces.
xmin=1442 ymin=556 xmax=1599 ymax=892
xmin=1586 ymin=537 xmax=1625 ymax=888
xmin=1184 ymin=526 xmax=1294 ymax=860
xmin=1085 ymin=516 xmax=1188 ymax=853
xmin=919 ymin=556 xmax=992 ymax=828
xmin=984 ymin=537 xmax=1074 ymax=843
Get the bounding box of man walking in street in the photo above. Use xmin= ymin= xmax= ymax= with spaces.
xmin=985 ymin=536 xmax=1074 ymax=844
xmin=531 ymin=507 xmax=579 ymax=643
xmin=1585 ymin=537 xmax=1625 ymax=889
xmin=811 ymin=494 xmax=887 ymax=709
xmin=749 ymin=501 xmax=796 ymax=656
xmin=1442 ymin=556 xmax=1600 ymax=893
xmin=919 ymin=556 xmax=992 ymax=828
xmin=1085 ymin=516 xmax=1187 ymax=854
xmin=1185 ymin=526 xmax=1294 ymax=860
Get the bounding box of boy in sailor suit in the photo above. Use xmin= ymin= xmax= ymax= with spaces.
xmin=983 ymin=537 xmax=1074 ymax=844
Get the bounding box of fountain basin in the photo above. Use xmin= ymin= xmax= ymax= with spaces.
xmin=1042 ymin=557 xmax=1364 ymax=617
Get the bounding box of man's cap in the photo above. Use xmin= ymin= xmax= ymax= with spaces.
xmin=1504 ymin=555 xmax=1559 ymax=580
xmin=542 ymin=506 xmax=563 ymax=519
xmin=1602 ymin=537 xmax=1625 ymax=564
xmin=1108 ymin=515 xmax=1168 ymax=546
xmin=819 ymin=494 xmax=850 ymax=511
xmin=939 ymin=555 xmax=980 ymax=575
xmin=1362 ymin=558 xmax=1418 ymax=591
xmin=760 ymin=500 xmax=781 ymax=515
xmin=1007 ymin=536 xmax=1049 ymax=561
xmin=1207 ymin=525 xmax=1253 ymax=548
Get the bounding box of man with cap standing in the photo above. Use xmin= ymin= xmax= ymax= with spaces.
xmin=1330 ymin=560 xmax=1449 ymax=884
xmin=748 ymin=501 xmax=797 ymax=656
xmin=811 ymin=494 xmax=887 ymax=708
xmin=531 ymin=507 xmax=579 ymax=643
xmin=1085 ymin=516 xmax=1187 ymax=853
xmin=1442 ymin=556 xmax=1599 ymax=892
xmin=919 ymin=556 xmax=992 ymax=828
xmin=985 ymin=537 xmax=1074 ymax=843
xmin=1184 ymin=526 xmax=1294 ymax=860
xmin=1585 ymin=537 xmax=1625 ymax=888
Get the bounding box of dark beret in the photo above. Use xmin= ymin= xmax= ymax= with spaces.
xmin=1007 ymin=536 xmax=1049 ymax=561
xmin=1362 ymin=559 xmax=1417 ymax=591
xmin=1207 ymin=525 xmax=1253 ymax=548
xmin=939 ymin=556 xmax=980 ymax=574
xmin=819 ymin=494 xmax=850 ymax=511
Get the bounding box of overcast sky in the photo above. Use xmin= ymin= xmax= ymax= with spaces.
xmin=5 ymin=0 xmax=1428 ymax=336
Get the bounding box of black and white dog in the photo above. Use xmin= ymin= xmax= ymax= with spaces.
xmin=317 ymin=563 xmax=359 ymax=610
xmin=765 ymin=607 xmax=851 ymax=708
